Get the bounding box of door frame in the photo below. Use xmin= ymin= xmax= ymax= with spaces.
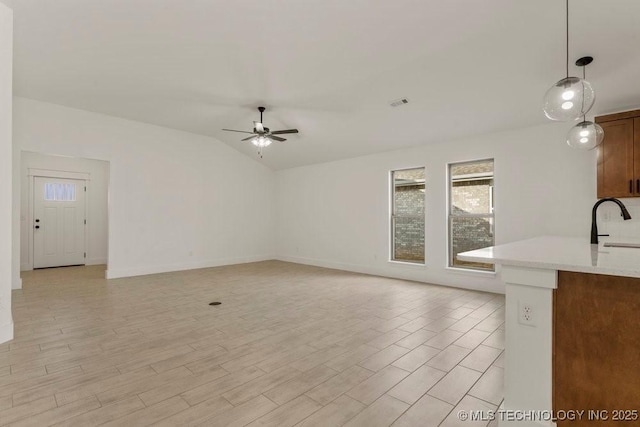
xmin=27 ymin=168 xmax=90 ymax=271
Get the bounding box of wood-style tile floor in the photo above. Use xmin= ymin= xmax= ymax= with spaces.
xmin=2 ymin=261 xmax=504 ymax=426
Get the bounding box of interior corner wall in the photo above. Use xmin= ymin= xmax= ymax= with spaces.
xmin=13 ymin=97 xmax=276 ymax=279
xmin=0 ymin=2 xmax=13 ymax=343
xmin=275 ymin=123 xmax=597 ymax=294
xmin=20 ymin=152 xmax=110 ymax=270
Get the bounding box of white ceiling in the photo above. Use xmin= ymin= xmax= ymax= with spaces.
xmin=8 ymin=0 xmax=640 ymax=169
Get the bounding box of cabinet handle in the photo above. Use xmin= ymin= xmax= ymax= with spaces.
xmin=637 ymin=179 xmax=639 ymax=194
xmin=631 ymin=180 xmax=633 ymax=193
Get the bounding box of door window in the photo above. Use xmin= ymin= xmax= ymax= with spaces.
xmin=44 ymin=183 xmax=77 ymax=202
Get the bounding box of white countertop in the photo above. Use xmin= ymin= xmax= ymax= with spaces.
xmin=458 ymin=236 xmax=640 ymax=279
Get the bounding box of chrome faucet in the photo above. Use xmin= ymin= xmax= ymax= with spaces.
xmin=591 ymin=198 xmax=632 ymax=244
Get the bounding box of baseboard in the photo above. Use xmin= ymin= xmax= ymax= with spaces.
xmin=103 ymin=252 xmax=504 ymax=293
xmin=498 ymin=415 xmax=556 ymax=426
xmin=105 ymin=254 xmax=276 ymax=279
xmin=276 ymin=255 xmax=505 ymax=294
xmin=12 ymin=276 xmax=21 ymax=290
xmin=0 ymin=320 xmax=14 ymax=344
xmin=20 ymin=263 xmax=31 ymax=272
xmin=277 ymin=255 xmax=395 ymax=277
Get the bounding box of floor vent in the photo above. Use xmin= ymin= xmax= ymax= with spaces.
xmin=389 ymin=98 xmax=409 ymax=107
xmin=209 ymin=302 xmax=221 ymax=306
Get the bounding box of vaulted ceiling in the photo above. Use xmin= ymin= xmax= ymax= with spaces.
xmin=8 ymin=0 xmax=640 ymax=169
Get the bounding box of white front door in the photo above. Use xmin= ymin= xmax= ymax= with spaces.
xmin=33 ymin=177 xmax=86 ymax=268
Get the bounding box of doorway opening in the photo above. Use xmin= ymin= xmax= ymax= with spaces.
xmin=21 ymin=151 xmax=109 ymax=275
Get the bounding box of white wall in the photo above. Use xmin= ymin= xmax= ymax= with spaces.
xmin=13 ymin=97 xmax=276 ymax=279
xmin=594 ymin=197 xmax=640 ymax=240
xmin=20 ymin=152 xmax=109 ymax=270
xmin=276 ymin=123 xmax=602 ymax=294
xmin=0 ymin=2 xmax=13 ymax=343
xmin=13 ymin=97 xmax=640 ymax=296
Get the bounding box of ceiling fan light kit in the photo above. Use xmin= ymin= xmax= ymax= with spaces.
xmin=222 ymin=106 xmax=299 ymax=158
xmin=252 ymin=135 xmax=272 ymax=148
xmin=542 ymin=0 xmax=596 ymax=122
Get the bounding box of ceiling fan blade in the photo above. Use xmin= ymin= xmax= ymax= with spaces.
xmin=269 ymin=135 xmax=286 ymax=142
xmin=270 ymin=129 xmax=299 ymax=135
xmin=241 ymin=135 xmax=256 ymax=141
xmin=254 ymin=122 xmax=265 ymax=133
xmin=222 ymin=129 xmax=254 ymax=134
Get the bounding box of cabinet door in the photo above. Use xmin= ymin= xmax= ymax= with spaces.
xmin=554 ymin=271 xmax=640 ymax=425
xmin=635 ymin=118 xmax=640 ymax=194
xmin=597 ymin=118 xmax=634 ymax=198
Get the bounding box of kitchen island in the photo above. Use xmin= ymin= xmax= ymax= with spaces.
xmin=459 ymin=236 xmax=640 ymax=427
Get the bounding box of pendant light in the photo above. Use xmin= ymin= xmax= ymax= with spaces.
xmin=543 ymin=0 xmax=595 ymax=121
xmin=566 ymin=56 xmax=604 ymax=150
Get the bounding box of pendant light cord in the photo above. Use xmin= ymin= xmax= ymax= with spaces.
xmin=566 ymin=0 xmax=569 ymax=78
xmin=582 ymin=64 xmax=586 ymax=122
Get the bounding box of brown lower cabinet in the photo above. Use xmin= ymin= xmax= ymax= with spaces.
xmin=553 ymin=271 xmax=640 ymax=426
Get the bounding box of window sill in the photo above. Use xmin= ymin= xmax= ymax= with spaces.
xmin=388 ymin=260 xmax=426 ymax=267
xmin=445 ymin=266 xmax=497 ymax=276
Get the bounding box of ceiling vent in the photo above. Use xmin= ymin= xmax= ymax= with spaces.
xmin=389 ymin=98 xmax=409 ymax=107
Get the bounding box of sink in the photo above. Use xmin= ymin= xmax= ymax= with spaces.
xmin=603 ymin=242 xmax=640 ymax=248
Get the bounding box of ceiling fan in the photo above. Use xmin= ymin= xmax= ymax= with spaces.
xmin=222 ymin=106 xmax=299 ymax=157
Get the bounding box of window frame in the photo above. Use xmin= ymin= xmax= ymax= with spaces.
xmin=447 ymin=159 xmax=495 ymax=272
xmin=389 ymin=167 xmax=426 ymax=265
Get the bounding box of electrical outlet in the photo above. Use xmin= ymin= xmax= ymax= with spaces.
xmin=518 ymin=301 xmax=536 ymax=327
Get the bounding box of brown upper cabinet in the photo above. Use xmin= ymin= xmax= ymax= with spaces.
xmin=596 ymin=110 xmax=640 ymax=198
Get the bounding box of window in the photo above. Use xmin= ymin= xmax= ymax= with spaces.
xmin=44 ymin=183 xmax=77 ymax=202
xmin=391 ymin=167 xmax=425 ymax=263
xmin=448 ymin=159 xmax=494 ymax=271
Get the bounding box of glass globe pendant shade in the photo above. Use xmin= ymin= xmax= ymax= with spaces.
xmin=566 ymin=120 xmax=604 ymax=150
xmin=251 ymin=135 xmax=272 ymax=148
xmin=543 ymin=77 xmax=595 ymax=121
